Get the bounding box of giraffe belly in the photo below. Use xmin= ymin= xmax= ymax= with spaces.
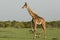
xmin=36 ymin=22 xmax=42 ymax=25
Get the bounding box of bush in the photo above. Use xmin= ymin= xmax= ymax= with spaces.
xmin=0 ymin=20 xmax=60 ymax=28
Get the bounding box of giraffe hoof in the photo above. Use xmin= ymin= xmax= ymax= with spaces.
xmin=29 ymin=30 xmax=34 ymax=33
xmin=35 ymin=35 xmax=40 ymax=38
xmin=33 ymin=37 xmax=36 ymax=39
xmin=36 ymin=35 xmax=40 ymax=38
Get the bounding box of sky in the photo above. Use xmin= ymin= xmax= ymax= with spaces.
xmin=0 ymin=0 xmax=60 ymax=22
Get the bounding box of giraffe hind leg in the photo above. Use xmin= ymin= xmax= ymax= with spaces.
xmin=42 ymin=23 xmax=46 ymax=40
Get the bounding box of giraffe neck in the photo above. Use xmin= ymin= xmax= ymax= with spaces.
xmin=26 ymin=5 xmax=39 ymax=19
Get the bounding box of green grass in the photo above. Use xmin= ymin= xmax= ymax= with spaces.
xmin=0 ymin=27 xmax=60 ymax=40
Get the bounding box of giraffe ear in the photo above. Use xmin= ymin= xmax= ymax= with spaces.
xmin=25 ymin=2 xmax=27 ymax=6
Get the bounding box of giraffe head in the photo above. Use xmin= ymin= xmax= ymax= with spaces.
xmin=22 ymin=2 xmax=27 ymax=8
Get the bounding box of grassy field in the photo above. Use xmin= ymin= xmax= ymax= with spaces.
xmin=0 ymin=27 xmax=60 ymax=40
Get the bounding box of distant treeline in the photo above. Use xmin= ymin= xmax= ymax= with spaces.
xmin=0 ymin=20 xmax=60 ymax=28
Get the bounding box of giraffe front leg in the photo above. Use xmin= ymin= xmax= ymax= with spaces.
xmin=29 ymin=21 xmax=34 ymax=33
xmin=37 ymin=28 xmax=43 ymax=38
xmin=33 ymin=24 xmax=37 ymax=39
xmin=31 ymin=23 xmax=35 ymax=33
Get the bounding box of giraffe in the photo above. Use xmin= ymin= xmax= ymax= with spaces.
xmin=21 ymin=2 xmax=46 ymax=40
